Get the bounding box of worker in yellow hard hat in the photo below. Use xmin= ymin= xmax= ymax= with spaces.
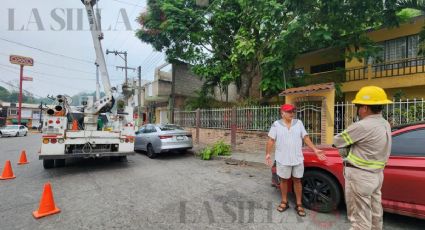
xmin=333 ymin=86 xmax=392 ymax=230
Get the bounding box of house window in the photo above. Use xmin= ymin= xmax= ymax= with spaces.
xmin=8 ymin=109 xmax=17 ymax=116
xmin=310 ymin=61 xmax=345 ymax=74
xmin=371 ymin=34 xmax=421 ymax=68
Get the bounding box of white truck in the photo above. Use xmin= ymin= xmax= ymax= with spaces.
xmin=39 ymin=0 xmax=135 ymax=169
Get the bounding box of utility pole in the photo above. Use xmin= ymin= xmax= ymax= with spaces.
xmin=138 ymin=66 xmax=142 ymax=126
xmin=106 ymin=49 xmax=136 ymax=105
xmin=38 ymin=102 xmax=43 ymax=131
xmin=170 ymin=62 xmax=176 ymax=123
xmin=106 ymin=49 xmax=135 ymax=84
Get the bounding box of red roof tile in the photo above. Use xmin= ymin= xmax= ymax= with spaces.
xmin=279 ymin=83 xmax=335 ymax=96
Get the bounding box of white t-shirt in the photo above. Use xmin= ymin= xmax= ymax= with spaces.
xmin=268 ymin=119 xmax=308 ymax=166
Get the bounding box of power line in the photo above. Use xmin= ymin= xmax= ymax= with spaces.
xmin=138 ymin=0 xmax=218 ymax=76
xmin=111 ymin=0 xmax=145 ymax=8
xmin=0 ymin=37 xmax=116 ymax=68
xmin=0 ymin=62 xmax=123 ymax=81
xmin=0 ymin=37 xmax=93 ymax=64
xmin=0 ymin=77 xmax=45 ymax=99
xmin=0 ymin=66 xmax=92 ymax=92
xmin=0 ymin=52 xmax=96 ymax=76
xmin=108 ymin=0 xmax=146 ymax=49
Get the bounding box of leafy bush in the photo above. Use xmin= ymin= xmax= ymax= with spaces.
xmin=200 ymin=140 xmax=231 ymax=160
xmin=200 ymin=146 xmax=214 ymax=160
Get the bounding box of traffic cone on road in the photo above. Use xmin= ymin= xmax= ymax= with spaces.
xmin=18 ymin=150 xmax=29 ymax=165
xmin=71 ymin=120 xmax=78 ymax=131
xmin=33 ymin=182 xmax=61 ymax=219
xmin=0 ymin=160 xmax=16 ymax=180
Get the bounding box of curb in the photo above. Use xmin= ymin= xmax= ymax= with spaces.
xmin=214 ymin=155 xmax=267 ymax=168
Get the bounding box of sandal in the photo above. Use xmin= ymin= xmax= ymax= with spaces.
xmin=295 ymin=204 xmax=306 ymax=217
xmin=276 ymin=201 xmax=289 ymax=212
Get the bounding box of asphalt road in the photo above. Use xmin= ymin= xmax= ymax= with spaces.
xmin=0 ymin=134 xmax=424 ymax=230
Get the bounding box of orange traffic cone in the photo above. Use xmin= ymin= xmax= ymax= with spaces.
xmin=18 ymin=150 xmax=29 ymax=165
xmin=33 ymin=182 xmax=61 ymax=219
xmin=0 ymin=160 xmax=16 ymax=180
xmin=71 ymin=120 xmax=78 ymax=131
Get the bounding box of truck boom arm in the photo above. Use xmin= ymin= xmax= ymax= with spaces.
xmin=82 ymin=0 xmax=114 ymax=113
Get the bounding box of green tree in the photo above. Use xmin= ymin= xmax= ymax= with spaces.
xmin=136 ymin=0 xmax=412 ymax=99
xmin=0 ymin=86 xmax=11 ymax=101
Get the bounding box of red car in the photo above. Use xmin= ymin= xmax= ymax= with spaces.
xmin=271 ymin=123 xmax=425 ymax=220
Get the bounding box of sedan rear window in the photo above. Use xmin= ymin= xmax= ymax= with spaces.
xmin=159 ymin=125 xmax=184 ymax=131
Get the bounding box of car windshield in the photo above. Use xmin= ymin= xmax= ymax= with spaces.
xmin=4 ymin=126 xmax=19 ymax=130
xmin=159 ymin=124 xmax=184 ymax=131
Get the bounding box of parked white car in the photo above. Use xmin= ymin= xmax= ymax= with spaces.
xmin=0 ymin=125 xmax=28 ymax=137
xmin=134 ymin=124 xmax=193 ymax=158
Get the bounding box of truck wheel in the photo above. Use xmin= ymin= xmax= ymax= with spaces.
xmin=146 ymin=144 xmax=157 ymax=159
xmin=43 ymin=159 xmax=55 ymax=169
xmin=55 ymin=159 xmax=65 ymax=167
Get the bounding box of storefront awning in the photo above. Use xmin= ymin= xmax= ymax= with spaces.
xmin=11 ymin=119 xmax=29 ymax=123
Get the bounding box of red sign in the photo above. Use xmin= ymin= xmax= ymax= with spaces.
xmin=22 ymin=76 xmax=33 ymax=81
xmin=9 ymin=55 xmax=34 ymax=66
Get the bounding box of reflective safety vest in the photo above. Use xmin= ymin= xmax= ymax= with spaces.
xmin=333 ymin=114 xmax=391 ymax=173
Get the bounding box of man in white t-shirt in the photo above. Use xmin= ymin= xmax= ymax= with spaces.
xmin=265 ymin=104 xmax=326 ymax=217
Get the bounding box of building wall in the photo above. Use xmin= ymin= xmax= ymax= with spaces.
xmin=345 ymin=85 xmax=425 ymax=102
xmin=295 ymin=47 xmax=345 ymax=74
xmin=186 ymin=127 xmax=268 ymax=154
xmin=174 ymin=62 xmax=204 ymax=97
xmin=346 ymin=17 xmax=424 ymax=69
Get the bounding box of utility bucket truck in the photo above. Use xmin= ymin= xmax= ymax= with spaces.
xmin=39 ymin=0 xmax=135 ymax=169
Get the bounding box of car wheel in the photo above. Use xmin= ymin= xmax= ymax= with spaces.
xmin=178 ymin=149 xmax=187 ymax=154
xmin=43 ymin=159 xmax=55 ymax=169
xmin=146 ymin=144 xmax=157 ymax=159
xmin=15 ymin=132 xmax=19 ymax=137
xmin=302 ymin=170 xmax=341 ymax=213
xmin=24 ymin=131 xmax=27 ymax=136
xmin=55 ymin=159 xmax=65 ymax=167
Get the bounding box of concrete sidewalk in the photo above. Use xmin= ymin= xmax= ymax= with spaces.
xmin=192 ymin=144 xmax=265 ymax=166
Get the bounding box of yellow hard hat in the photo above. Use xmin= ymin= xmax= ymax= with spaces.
xmin=352 ymin=86 xmax=393 ymax=105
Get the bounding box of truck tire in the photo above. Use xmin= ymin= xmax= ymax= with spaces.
xmin=43 ymin=159 xmax=55 ymax=169
xmin=55 ymin=159 xmax=65 ymax=167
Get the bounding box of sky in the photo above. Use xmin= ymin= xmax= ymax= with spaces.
xmin=0 ymin=0 xmax=166 ymax=98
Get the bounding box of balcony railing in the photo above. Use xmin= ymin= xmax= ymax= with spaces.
xmin=372 ymin=56 xmax=425 ymax=78
xmin=291 ymin=69 xmax=346 ymax=86
xmin=292 ymin=56 xmax=425 ymax=86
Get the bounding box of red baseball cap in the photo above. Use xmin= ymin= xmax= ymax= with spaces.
xmin=280 ymin=104 xmax=296 ymax=112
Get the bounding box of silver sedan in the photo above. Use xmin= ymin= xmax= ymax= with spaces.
xmin=0 ymin=125 xmax=28 ymax=137
xmin=134 ymin=124 xmax=193 ymax=158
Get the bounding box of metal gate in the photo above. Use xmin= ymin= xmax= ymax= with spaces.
xmin=296 ymin=101 xmax=322 ymax=144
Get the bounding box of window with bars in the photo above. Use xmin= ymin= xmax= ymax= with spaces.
xmin=371 ymin=34 xmax=422 ymax=70
xmin=8 ymin=109 xmax=17 ymax=116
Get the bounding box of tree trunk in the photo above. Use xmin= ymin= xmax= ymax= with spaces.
xmin=237 ymin=61 xmax=258 ymax=100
